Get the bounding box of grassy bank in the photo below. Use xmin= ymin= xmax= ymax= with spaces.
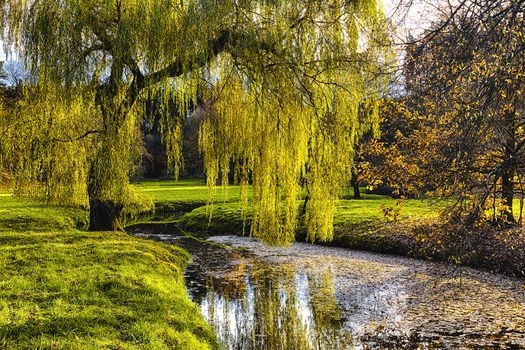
xmin=134 ymin=179 xmax=525 ymax=278
xmin=0 ymin=193 xmax=218 ymax=350
xmin=134 ymin=179 xmax=441 ymax=238
xmin=133 ymin=179 xmax=443 ymax=257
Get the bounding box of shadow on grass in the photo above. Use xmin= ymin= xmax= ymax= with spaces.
xmin=0 ymin=217 xmax=74 ymax=233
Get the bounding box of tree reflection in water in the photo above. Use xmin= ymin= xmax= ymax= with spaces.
xmin=192 ymin=262 xmax=353 ymax=350
xmin=136 ymin=235 xmax=525 ymax=349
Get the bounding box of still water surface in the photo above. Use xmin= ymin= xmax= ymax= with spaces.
xmin=136 ymin=233 xmax=525 ymax=349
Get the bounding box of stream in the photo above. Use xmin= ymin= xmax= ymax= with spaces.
xmin=133 ymin=231 xmax=525 ymax=349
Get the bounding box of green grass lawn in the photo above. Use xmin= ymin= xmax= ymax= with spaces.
xmin=135 ymin=179 xmax=442 ymax=222
xmin=133 ymin=179 xmax=443 ymax=237
xmin=133 ymin=179 xmax=246 ymax=204
xmin=0 ymin=193 xmax=218 ymax=350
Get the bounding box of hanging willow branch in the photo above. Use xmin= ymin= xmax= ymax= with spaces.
xmin=0 ymin=0 xmax=392 ymax=239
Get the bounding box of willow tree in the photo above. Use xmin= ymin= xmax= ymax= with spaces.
xmin=1 ymin=0 xmax=389 ymax=242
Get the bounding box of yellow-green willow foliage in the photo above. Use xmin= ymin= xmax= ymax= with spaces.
xmin=199 ymin=2 xmax=388 ymax=245
xmin=1 ymin=85 xmax=98 ymax=206
xmin=0 ymin=100 xmax=13 ymax=181
xmin=1 ymin=0 xmax=389 ymax=235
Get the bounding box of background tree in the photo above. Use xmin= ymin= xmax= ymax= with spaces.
xmin=0 ymin=0 xmax=390 ymax=243
xmin=404 ymin=0 xmax=525 ymax=224
xmin=359 ymin=97 xmax=428 ymax=198
xmin=0 ymin=61 xmax=23 ymax=188
xmin=2 ymin=61 xmax=29 ymax=88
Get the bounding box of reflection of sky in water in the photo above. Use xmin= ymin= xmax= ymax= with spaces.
xmin=295 ymin=272 xmax=314 ymax=332
xmin=191 ymin=263 xmax=352 ymax=350
xmin=179 ymin=235 xmax=525 ymax=349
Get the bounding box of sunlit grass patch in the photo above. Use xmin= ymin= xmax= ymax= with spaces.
xmin=0 ymin=196 xmax=218 ymax=349
xmin=134 ymin=179 xmax=246 ymax=204
xmin=334 ymin=198 xmax=441 ymax=226
xmin=133 ymin=179 xmax=517 ymax=229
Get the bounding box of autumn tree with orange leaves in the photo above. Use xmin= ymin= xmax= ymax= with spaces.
xmin=399 ymin=0 xmax=525 ymax=225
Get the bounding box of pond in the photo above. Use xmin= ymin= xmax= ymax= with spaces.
xmin=134 ymin=232 xmax=525 ymax=349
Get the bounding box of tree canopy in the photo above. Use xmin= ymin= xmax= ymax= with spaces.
xmin=403 ymin=0 xmax=525 ymax=224
xmin=0 ymin=0 xmax=390 ymax=244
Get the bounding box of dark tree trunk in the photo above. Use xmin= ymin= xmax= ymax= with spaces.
xmin=501 ymin=167 xmax=515 ymax=223
xmin=301 ymin=139 xmax=312 ymax=217
xmin=86 ymin=58 xmax=144 ymax=231
xmin=351 ymin=170 xmax=361 ymax=199
xmin=88 ymin=199 xmax=123 ymax=231
xmin=500 ymin=110 xmax=517 ymax=224
xmin=301 ymin=193 xmax=309 ymax=217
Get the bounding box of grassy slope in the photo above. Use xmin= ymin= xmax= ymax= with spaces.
xmin=133 ymin=179 xmax=250 ymax=223
xmin=136 ymin=179 xmax=440 ymax=221
xmin=0 ymin=193 xmax=218 ymax=350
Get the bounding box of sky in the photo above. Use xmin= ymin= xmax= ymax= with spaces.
xmin=383 ymin=0 xmax=444 ymax=40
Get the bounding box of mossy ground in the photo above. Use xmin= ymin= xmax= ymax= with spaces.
xmin=0 ymin=191 xmax=218 ymax=350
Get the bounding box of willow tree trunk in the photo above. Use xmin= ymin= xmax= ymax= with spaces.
xmin=88 ymin=197 xmax=123 ymax=231
xmin=87 ymin=110 xmax=128 ymax=231
xmin=501 ymin=170 xmax=515 ymax=223
xmin=87 ymin=149 xmax=124 ymax=231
